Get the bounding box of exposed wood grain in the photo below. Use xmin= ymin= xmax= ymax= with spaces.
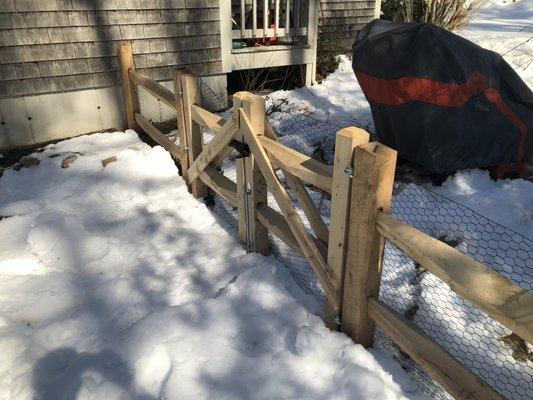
xmin=181 ymin=71 xmax=207 ymax=197
xmin=285 ymin=171 xmax=329 ymax=244
xmin=265 ymin=122 xmax=329 ymax=246
xmin=199 ymin=166 xmax=238 ymax=206
xmin=236 ymin=93 xmax=269 ymax=254
xmin=258 ymin=135 xmax=333 ymax=193
xmin=341 ymin=142 xmax=397 ymax=346
xmin=368 ymin=298 xmax=503 ymax=400
xmin=173 ymin=69 xmax=189 ymax=177
xmin=186 ymin=119 xmax=239 ymax=183
xmin=117 ymin=42 xmax=139 ymax=130
xmin=134 ymin=113 xmax=182 ymax=162
xmin=240 ymin=109 xmax=339 ymax=306
xmin=256 ymin=203 xmax=328 ymax=260
xmin=191 ymin=105 xmax=226 ymax=133
xmin=376 ymin=212 xmax=533 ymax=345
xmin=325 ymin=127 xmax=370 ymax=328
xmin=129 ymin=70 xmax=175 ymax=108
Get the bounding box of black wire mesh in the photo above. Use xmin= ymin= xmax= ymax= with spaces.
xmin=132 ymin=54 xmax=228 ymax=138
xmin=206 ymin=97 xmax=532 ymax=400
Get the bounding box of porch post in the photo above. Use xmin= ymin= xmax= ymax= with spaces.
xmin=304 ymin=0 xmax=319 ymax=85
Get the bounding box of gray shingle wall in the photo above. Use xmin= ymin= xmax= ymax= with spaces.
xmin=319 ymin=0 xmax=377 ymax=41
xmin=0 ymin=0 xmax=222 ymax=99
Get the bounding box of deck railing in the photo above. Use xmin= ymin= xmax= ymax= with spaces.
xmin=231 ymin=0 xmax=308 ymax=42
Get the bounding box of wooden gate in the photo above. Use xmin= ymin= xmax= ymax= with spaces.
xmin=118 ymin=42 xmax=532 ymax=400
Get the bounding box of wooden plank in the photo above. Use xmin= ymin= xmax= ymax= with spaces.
xmin=173 ymin=69 xmax=189 ymax=178
xmin=235 ymin=93 xmax=269 ymax=254
xmin=117 ymin=42 xmax=139 ymax=130
xmin=368 ymin=298 xmax=503 ymax=400
xmin=265 ymin=121 xmax=328 ymax=246
xmin=376 ymin=212 xmax=533 ymax=345
xmin=240 ymin=109 xmax=339 ymax=306
xmin=341 ymin=142 xmax=397 ymax=347
xmin=256 ymin=203 xmax=328 ymax=259
xmin=128 ymin=70 xmax=174 ymax=108
xmin=191 ymin=105 xmax=225 ymax=133
xmin=325 ymin=127 xmax=370 ymax=329
xmin=258 ymin=135 xmax=333 ymax=193
xmin=285 ymin=171 xmax=329 ymax=244
xmin=211 ymin=145 xmax=234 ymax=169
xmin=134 ymin=113 xmax=182 ymax=162
xmin=257 ymin=203 xmax=301 ymax=254
xmin=233 ymin=93 xmax=250 ymax=246
xmin=199 ymin=166 xmax=238 ymax=206
xmin=181 ymin=71 xmax=207 ymax=198
xmin=187 ymin=118 xmax=239 ymax=183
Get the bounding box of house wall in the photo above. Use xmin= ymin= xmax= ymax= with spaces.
xmin=318 ymin=0 xmax=380 ymax=46
xmin=0 ymin=0 xmax=226 ymax=151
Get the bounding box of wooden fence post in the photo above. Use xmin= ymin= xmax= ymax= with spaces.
xmin=233 ymin=92 xmax=269 ymax=254
xmin=173 ymin=69 xmax=189 ymax=181
xmin=341 ymin=142 xmax=397 ymax=347
xmin=325 ymin=127 xmax=370 ymax=330
xmin=181 ymin=71 xmax=207 ymax=198
xmin=117 ymin=42 xmax=139 ymax=130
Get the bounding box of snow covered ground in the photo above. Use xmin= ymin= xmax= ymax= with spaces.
xmin=0 ymin=131 xmax=424 ymax=399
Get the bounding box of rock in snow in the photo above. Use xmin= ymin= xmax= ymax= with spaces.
xmin=0 ymin=131 xmax=424 ymax=399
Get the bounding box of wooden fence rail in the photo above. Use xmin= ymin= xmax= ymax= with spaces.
xmin=117 ymin=42 xmax=531 ymax=400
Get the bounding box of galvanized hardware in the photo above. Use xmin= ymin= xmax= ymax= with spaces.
xmin=333 ymin=314 xmax=341 ymax=326
xmin=243 ymin=181 xmax=252 ymax=253
xmin=344 ymin=165 xmax=354 ymax=178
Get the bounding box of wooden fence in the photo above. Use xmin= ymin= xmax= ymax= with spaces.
xmin=117 ymin=42 xmax=532 ymax=400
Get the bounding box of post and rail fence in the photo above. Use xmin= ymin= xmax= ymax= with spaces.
xmin=117 ymin=42 xmax=532 ymax=400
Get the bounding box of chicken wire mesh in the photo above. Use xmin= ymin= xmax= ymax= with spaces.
xmin=205 ymin=103 xmax=532 ymax=400
xmin=132 ymin=54 xmax=228 ymax=137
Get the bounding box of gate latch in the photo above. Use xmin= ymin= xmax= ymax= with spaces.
xmin=229 ymin=139 xmax=250 ymax=159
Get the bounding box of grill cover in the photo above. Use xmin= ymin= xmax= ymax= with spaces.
xmin=352 ymin=19 xmax=532 ymax=174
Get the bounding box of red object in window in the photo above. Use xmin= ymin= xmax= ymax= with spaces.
xmin=256 ymin=24 xmax=278 ymax=46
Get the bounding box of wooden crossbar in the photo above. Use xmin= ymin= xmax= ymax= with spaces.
xmin=135 ymin=113 xmax=183 ymax=163
xmin=258 ymin=135 xmax=333 ymax=193
xmin=191 ymin=105 xmax=226 ymax=132
xmin=240 ymin=109 xmax=339 ymax=306
xmin=368 ymin=298 xmax=502 ymax=400
xmin=264 ymin=122 xmax=329 ymax=245
xmin=129 ymin=70 xmax=175 ymax=108
xmin=285 ymin=171 xmax=329 ymax=245
xmin=199 ymin=166 xmax=238 ymax=206
xmin=256 ymin=203 xmax=328 ymax=259
xmin=187 ymin=119 xmax=239 ymax=184
xmin=376 ymin=212 xmax=533 ymax=345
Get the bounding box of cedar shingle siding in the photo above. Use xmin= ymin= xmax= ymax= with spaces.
xmin=319 ymin=0 xmax=377 ymax=42
xmin=0 ymin=0 xmax=222 ymax=99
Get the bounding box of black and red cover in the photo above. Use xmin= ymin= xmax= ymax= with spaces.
xmin=352 ymin=19 xmax=532 ymax=174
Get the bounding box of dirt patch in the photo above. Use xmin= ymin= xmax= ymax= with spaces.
xmin=61 ymin=154 xmax=78 ymax=168
xmin=13 ymin=156 xmax=40 ymax=171
xmin=101 ymin=156 xmax=117 ymax=167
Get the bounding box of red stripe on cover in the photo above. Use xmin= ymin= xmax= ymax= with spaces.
xmin=356 ymin=72 xmax=527 ymax=163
